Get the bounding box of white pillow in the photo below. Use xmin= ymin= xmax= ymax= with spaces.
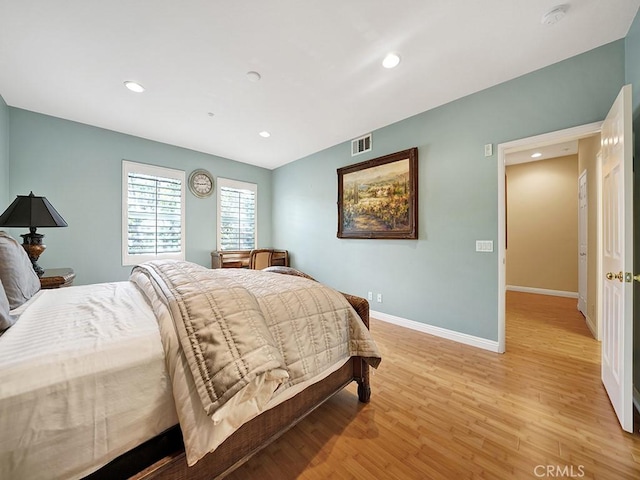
xmin=0 ymin=231 xmax=41 ymax=309
xmin=0 ymin=278 xmax=15 ymax=331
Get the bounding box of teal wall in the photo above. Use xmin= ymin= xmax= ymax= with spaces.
xmin=626 ymin=8 xmax=640 ymax=397
xmin=629 ymin=9 xmax=640 ymax=171
xmin=2 ymin=33 xmax=634 ymax=344
xmin=628 ymin=9 xmax=640 ymax=129
xmin=273 ymin=40 xmax=626 ymax=341
xmin=0 ymin=94 xmax=8 ymax=205
xmin=7 ymin=109 xmax=273 ymax=285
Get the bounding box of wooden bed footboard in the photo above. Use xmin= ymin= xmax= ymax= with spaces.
xmin=87 ymin=268 xmax=371 ymax=480
xmin=341 ymin=292 xmax=371 ymax=403
xmin=134 ymin=358 xmax=364 ymax=480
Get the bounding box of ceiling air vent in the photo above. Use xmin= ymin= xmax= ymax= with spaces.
xmin=351 ymin=134 xmax=372 ymax=156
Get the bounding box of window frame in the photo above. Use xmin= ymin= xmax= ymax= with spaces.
xmin=121 ymin=160 xmax=186 ymax=266
xmin=216 ymin=177 xmax=258 ymax=251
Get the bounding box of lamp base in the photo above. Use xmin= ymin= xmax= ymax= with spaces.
xmin=21 ymin=228 xmax=46 ymax=277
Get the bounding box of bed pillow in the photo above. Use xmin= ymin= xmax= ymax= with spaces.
xmin=0 ymin=278 xmax=15 ymax=332
xmin=0 ymin=231 xmax=41 ymax=309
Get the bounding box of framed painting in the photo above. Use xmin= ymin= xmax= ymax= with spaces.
xmin=337 ymin=147 xmax=418 ymax=239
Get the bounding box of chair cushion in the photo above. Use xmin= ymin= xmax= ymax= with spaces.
xmin=0 ymin=232 xmax=41 ymax=309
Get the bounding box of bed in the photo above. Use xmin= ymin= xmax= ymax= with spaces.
xmin=0 ymin=235 xmax=380 ymax=480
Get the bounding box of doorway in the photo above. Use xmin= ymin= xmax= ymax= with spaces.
xmin=497 ymin=122 xmax=603 ymax=353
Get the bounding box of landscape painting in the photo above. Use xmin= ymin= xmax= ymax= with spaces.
xmin=337 ymin=147 xmax=418 ymax=239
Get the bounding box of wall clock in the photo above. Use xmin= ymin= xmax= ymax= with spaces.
xmin=188 ymin=169 xmax=214 ymax=198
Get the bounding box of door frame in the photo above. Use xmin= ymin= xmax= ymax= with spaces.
xmin=578 ymin=168 xmax=588 ymax=318
xmin=497 ymin=121 xmax=602 ymax=353
xmin=596 ymin=151 xmax=603 ymax=341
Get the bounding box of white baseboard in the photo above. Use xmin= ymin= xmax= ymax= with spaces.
xmin=506 ymin=285 xmax=578 ymax=299
xmin=370 ymin=310 xmax=500 ymax=353
xmin=585 ymin=314 xmax=598 ymax=340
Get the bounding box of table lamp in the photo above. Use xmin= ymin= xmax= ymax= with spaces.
xmin=0 ymin=192 xmax=68 ymax=276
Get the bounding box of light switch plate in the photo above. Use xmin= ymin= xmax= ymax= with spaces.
xmin=476 ymin=240 xmax=494 ymax=252
xmin=484 ymin=144 xmax=493 ymax=157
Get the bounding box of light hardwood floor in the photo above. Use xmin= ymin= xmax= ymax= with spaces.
xmin=226 ymin=292 xmax=640 ymax=479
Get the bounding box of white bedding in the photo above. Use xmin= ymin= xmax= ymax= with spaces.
xmin=0 ymin=282 xmax=178 ymax=480
xmin=0 ymin=274 xmax=376 ymax=479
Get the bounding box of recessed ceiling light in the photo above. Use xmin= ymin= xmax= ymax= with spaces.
xmin=124 ymin=81 xmax=145 ymax=93
xmin=382 ymin=53 xmax=401 ymax=69
xmin=531 ymin=152 xmax=543 ymax=158
xmin=541 ymin=5 xmax=569 ymax=25
xmin=259 ymin=131 xmax=271 ymax=138
xmin=246 ymin=71 xmax=261 ymax=82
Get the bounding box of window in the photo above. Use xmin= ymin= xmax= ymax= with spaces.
xmin=122 ymin=160 xmax=185 ymax=265
xmin=217 ymin=177 xmax=257 ymax=251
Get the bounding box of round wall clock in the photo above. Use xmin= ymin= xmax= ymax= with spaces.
xmin=188 ymin=169 xmax=214 ymax=198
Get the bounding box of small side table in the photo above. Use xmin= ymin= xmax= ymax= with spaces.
xmin=40 ymin=268 xmax=75 ymax=289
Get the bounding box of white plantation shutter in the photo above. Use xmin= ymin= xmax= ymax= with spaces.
xmin=122 ymin=161 xmax=185 ymax=265
xmin=217 ymin=178 xmax=257 ymax=251
xmin=127 ymin=174 xmax=181 ymax=253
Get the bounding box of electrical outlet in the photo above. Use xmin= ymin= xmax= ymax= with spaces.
xmin=367 ymin=291 xmax=373 ymax=301
xmin=377 ymin=293 xmax=383 ymax=303
xmin=484 ymin=143 xmax=493 ymax=157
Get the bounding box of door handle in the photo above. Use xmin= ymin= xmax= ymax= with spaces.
xmin=606 ymin=271 xmax=624 ymax=281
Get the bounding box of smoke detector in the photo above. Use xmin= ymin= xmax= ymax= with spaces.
xmin=541 ymin=5 xmax=569 ymax=25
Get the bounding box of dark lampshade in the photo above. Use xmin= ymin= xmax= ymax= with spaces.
xmin=0 ymin=192 xmax=68 ymax=228
xmin=0 ymin=192 xmax=68 ymax=276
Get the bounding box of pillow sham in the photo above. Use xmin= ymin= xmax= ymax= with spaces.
xmin=0 ymin=231 xmax=41 ymax=309
xmin=0 ymin=278 xmax=15 ymax=331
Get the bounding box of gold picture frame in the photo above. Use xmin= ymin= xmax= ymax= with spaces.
xmin=337 ymin=147 xmax=418 ymax=239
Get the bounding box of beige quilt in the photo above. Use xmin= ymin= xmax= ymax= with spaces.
xmin=130 ymin=260 xmax=381 ymax=464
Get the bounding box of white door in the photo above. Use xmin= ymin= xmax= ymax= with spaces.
xmin=601 ymin=84 xmax=633 ymax=433
xmin=578 ymin=170 xmax=587 ymax=316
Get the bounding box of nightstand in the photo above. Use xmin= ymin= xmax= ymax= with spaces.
xmin=40 ymin=268 xmax=75 ymax=289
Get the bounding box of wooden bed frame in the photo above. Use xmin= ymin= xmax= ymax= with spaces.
xmin=85 ymin=267 xmax=372 ymax=480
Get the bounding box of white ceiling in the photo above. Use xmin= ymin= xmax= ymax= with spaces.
xmin=0 ymin=1 xmax=638 ymax=170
